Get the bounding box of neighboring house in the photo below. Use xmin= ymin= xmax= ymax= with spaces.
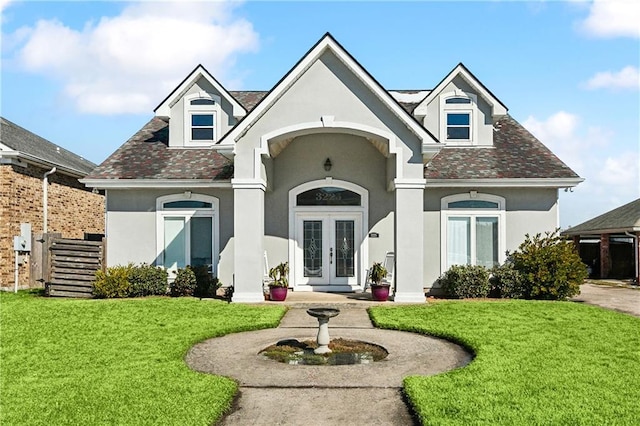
xmin=83 ymin=34 xmax=582 ymax=302
xmin=563 ymin=198 xmax=639 ymax=282
xmin=0 ymin=117 xmax=104 ymax=289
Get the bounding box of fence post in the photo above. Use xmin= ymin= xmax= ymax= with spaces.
xmin=101 ymin=237 xmax=107 ymax=273
xmin=30 ymin=233 xmax=44 ymax=287
xmin=42 ymin=233 xmax=61 ymax=294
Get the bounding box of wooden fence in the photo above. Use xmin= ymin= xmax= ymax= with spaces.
xmin=31 ymin=233 xmax=106 ymax=298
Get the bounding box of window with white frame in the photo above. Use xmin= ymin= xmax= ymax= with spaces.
xmin=441 ymin=193 xmax=505 ymax=271
xmin=156 ymin=194 xmax=219 ymax=277
xmin=184 ymin=92 xmax=221 ymax=146
xmin=440 ymin=91 xmax=477 ymax=144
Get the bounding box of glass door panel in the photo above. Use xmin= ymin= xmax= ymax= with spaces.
xmin=190 ymin=217 xmax=212 ymax=267
xmin=447 ymin=217 xmax=470 ymax=268
xmin=476 ymin=217 xmax=498 ymax=268
xmin=334 ymin=220 xmax=355 ymax=278
xmin=303 ymin=220 xmax=323 ymax=277
xmin=164 ymin=217 xmax=185 ymax=271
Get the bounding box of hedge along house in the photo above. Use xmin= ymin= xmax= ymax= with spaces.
xmin=83 ymin=34 xmax=582 ymax=303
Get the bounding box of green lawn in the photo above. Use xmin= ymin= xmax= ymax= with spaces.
xmin=370 ymin=300 xmax=640 ymax=425
xmin=0 ymin=291 xmax=286 ymax=425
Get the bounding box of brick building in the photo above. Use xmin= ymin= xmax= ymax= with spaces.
xmin=0 ymin=117 xmax=104 ymax=289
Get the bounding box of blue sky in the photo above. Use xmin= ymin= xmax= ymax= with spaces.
xmin=1 ymin=0 xmax=638 ymax=228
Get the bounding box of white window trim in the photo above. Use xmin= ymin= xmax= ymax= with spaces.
xmin=184 ymin=92 xmax=222 ymax=147
xmin=156 ymin=193 xmax=220 ymax=277
xmin=440 ymin=192 xmax=506 ymax=273
xmin=440 ymin=91 xmax=478 ymax=145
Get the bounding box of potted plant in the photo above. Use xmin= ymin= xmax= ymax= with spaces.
xmin=268 ymin=261 xmax=289 ymax=301
xmin=369 ymin=262 xmax=390 ymax=302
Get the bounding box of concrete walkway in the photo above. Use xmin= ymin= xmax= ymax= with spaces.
xmin=186 ymin=304 xmax=471 ymax=425
xmin=572 ymin=282 xmax=640 ymax=317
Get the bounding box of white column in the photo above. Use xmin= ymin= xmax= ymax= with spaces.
xmin=231 ymin=180 xmax=266 ymax=303
xmin=393 ymin=181 xmax=426 ymax=303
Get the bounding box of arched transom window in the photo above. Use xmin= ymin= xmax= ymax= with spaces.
xmin=441 ymin=193 xmax=505 ymax=271
xmin=156 ymin=193 xmax=219 ymax=276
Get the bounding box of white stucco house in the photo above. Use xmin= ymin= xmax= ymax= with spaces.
xmin=83 ymin=34 xmax=582 ymax=303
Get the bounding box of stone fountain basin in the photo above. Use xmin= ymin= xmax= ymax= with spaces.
xmin=307 ymin=308 xmax=340 ymax=319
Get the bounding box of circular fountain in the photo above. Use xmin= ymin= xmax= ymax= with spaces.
xmin=306 ymin=307 xmax=340 ymax=354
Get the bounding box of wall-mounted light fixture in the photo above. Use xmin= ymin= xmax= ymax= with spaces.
xmin=324 ymin=158 xmax=332 ymax=171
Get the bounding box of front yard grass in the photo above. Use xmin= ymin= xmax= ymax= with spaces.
xmin=0 ymin=291 xmax=286 ymax=425
xmin=370 ymin=300 xmax=640 ymax=425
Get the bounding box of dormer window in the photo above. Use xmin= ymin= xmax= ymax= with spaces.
xmin=440 ymin=92 xmax=478 ymax=145
xmin=184 ymin=92 xmax=221 ymax=146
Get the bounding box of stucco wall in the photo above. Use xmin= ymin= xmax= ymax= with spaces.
xmin=423 ymin=187 xmax=559 ymax=288
xmin=0 ymin=164 xmax=104 ymax=288
xmin=235 ymin=50 xmax=425 ymax=182
xmin=422 ymin=76 xmax=494 ymax=146
xmin=168 ymin=76 xmax=238 ymax=147
xmin=105 ymin=187 xmax=235 ymax=286
xmin=263 ymin=133 xmax=395 ymax=269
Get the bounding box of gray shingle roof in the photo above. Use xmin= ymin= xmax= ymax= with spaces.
xmin=85 ymin=116 xmax=233 ymax=180
xmin=88 ymin=92 xmax=579 ymax=183
xmin=562 ymin=198 xmax=640 ymax=235
xmin=1 ymin=117 xmax=97 ymax=176
xmin=424 ymin=115 xmax=580 ymax=180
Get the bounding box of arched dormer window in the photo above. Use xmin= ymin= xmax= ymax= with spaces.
xmin=440 ymin=91 xmax=478 ymax=145
xmin=184 ymin=92 xmax=221 ymax=146
xmin=440 ymin=192 xmax=506 ymax=271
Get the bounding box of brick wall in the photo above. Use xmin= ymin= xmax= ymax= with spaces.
xmin=0 ymin=163 xmax=104 ymax=288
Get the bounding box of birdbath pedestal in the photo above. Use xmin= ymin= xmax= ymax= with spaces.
xmin=306 ymin=308 xmax=340 ymax=354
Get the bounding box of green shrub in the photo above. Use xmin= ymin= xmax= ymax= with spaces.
xmin=439 ymin=264 xmax=490 ymax=299
xmin=170 ymin=267 xmax=197 ymax=297
xmin=191 ymin=265 xmax=221 ymax=298
xmin=509 ymin=230 xmax=588 ymax=300
xmin=129 ymin=264 xmax=168 ymax=297
xmin=490 ymin=263 xmax=526 ymax=298
xmin=93 ymin=265 xmax=133 ymax=298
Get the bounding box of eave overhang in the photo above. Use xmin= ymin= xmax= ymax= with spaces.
xmin=424 ymin=177 xmax=585 ymax=188
xmin=0 ymin=150 xmax=90 ymax=178
xmin=562 ymin=226 xmax=640 ymax=236
xmin=80 ymin=179 xmax=232 ymax=189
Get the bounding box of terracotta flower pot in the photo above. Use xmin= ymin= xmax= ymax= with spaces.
xmin=269 ymin=286 xmax=288 ymax=301
xmin=371 ymin=283 xmax=390 ymax=302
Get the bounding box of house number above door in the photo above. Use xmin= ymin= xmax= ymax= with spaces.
xmin=296 ymin=187 xmax=361 ymax=206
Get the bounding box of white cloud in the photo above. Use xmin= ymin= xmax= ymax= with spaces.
xmin=9 ymin=1 xmax=259 ymax=114
xmin=579 ymin=0 xmax=640 ymax=38
xmin=523 ymin=111 xmax=639 ymax=227
xmin=585 ymin=66 xmax=640 ymax=91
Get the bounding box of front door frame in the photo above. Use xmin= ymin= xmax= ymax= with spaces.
xmin=289 ymin=178 xmax=368 ymax=292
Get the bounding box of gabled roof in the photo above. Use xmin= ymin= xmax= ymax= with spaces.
xmin=0 ymin=116 xmax=97 ymax=177
xmin=562 ymin=198 xmax=640 ymax=235
xmin=413 ymin=63 xmax=508 ymax=117
xmin=424 ymin=115 xmax=582 ymax=186
xmin=220 ymin=32 xmax=438 ymax=147
xmin=154 ymin=64 xmax=246 ymax=118
xmin=83 ymin=117 xmax=233 ymax=185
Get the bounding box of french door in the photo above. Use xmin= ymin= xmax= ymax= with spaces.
xmin=295 ymin=213 xmax=361 ymax=286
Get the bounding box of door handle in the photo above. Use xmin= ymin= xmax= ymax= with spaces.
xmin=330 ymin=247 xmax=333 ymax=264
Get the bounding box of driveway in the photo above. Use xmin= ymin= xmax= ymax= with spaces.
xmin=572 ymin=283 xmax=640 ymax=317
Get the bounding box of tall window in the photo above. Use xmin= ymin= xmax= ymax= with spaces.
xmin=156 ymin=194 xmax=219 ymax=276
xmin=440 ymin=92 xmax=477 ymax=144
xmin=441 ymin=193 xmax=505 ymax=270
xmin=184 ymin=93 xmax=221 ymax=146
